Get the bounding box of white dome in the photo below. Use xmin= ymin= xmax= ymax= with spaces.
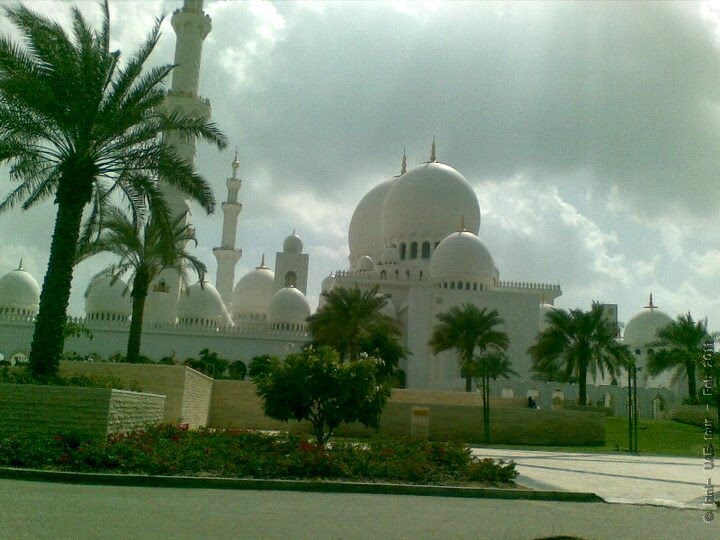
xmin=357 ymin=255 xmax=375 ymax=271
xmin=430 ymin=230 xmax=496 ymax=289
xmin=84 ymin=276 xmax=131 ymax=319
xmin=624 ymin=307 xmax=673 ymax=349
xmin=539 ymin=303 xmax=556 ymax=332
xmin=0 ymin=263 xmax=40 ymax=316
xmin=321 ymin=274 xmax=336 ymax=293
xmin=379 ymin=246 xmax=399 ymax=265
xmin=283 ymin=233 xmax=303 ymax=254
xmin=232 ymin=263 xmax=275 ymax=319
xmin=381 ymin=162 xmax=480 ymax=248
xmin=178 ymin=281 xmax=232 ymax=327
xmin=268 ymin=286 xmax=311 ymax=328
xmin=348 ymin=179 xmax=394 ymax=267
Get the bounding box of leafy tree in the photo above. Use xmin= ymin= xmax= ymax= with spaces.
xmin=308 ymin=285 xmax=399 ymax=362
xmin=78 ymin=206 xmax=205 ymax=363
xmin=254 ymin=347 xmax=391 ymax=446
xmin=184 ymin=348 xmax=229 ymax=378
xmin=470 ymin=351 xmax=518 ymax=444
xmin=357 ymin=329 xmax=408 ymax=384
xmin=528 ymin=302 xmax=628 ymax=405
xmin=248 ymin=354 xmax=273 ymax=380
xmin=0 ymin=2 xmax=226 ymax=379
xmin=228 ymin=360 xmax=247 ymax=381
xmin=647 ymin=313 xmax=716 ymax=404
xmin=429 ymin=304 xmax=509 ymax=392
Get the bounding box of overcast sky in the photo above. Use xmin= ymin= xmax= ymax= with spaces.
xmin=1 ymin=0 xmax=719 ymax=331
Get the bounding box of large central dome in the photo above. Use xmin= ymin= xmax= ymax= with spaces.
xmin=348 ymin=178 xmax=394 ymax=267
xmin=381 ymin=162 xmax=480 ymax=248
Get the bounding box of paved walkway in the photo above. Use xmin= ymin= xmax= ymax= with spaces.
xmin=474 ymin=448 xmax=712 ymax=508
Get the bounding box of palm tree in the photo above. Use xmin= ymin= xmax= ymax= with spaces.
xmin=307 ymin=285 xmax=399 ymax=362
xmin=646 ymin=313 xmax=714 ymax=404
xmin=471 ymin=351 xmax=517 ymax=444
xmin=0 ymin=2 xmax=226 ymax=378
xmin=429 ymin=304 xmax=509 ymax=392
xmin=528 ymin=302 xmax=627 ymax=405
xmin=78 ymin=206 xmax=206 ymax=363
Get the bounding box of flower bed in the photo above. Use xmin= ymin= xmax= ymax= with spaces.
xmin=0 ymin=425 xmax=517 ymax=485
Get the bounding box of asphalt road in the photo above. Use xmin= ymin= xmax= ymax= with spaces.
xmin=0 ymin=479 xmax=715 ymax=539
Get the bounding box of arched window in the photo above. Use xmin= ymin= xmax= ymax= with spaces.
xmin=284 ymin=271 xmax=297 ymax=287
xmin=406 ymin=270 xmax=411 ymax=279
xmin=421 ymin=241 xmax=431 ymax=258
xmin=473 ymin=283 xmax=478 ymax=291
xmin=419 ymin=270 xmax=423 ymax=281
xmin=450 ymin=282 xmax=455 ymax=289
xmin=410 ymin=242 xmax=418 ymax=259
xmin=394 ymin=269 xmax=400 ymax=279
xmin=399 ymin=243 xmax=407 ymax=260
xmin=380 ymin=270 xmax=387 ymax=279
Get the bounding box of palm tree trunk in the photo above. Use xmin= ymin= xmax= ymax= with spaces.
xmin=464 ymin=346 xmax=473 ymax=392
xmin=127 ymin=269 xmax=150 ymax=363
xmin=483 ymin=376 xmax=491 ymax=444
xmin=578 ymin=361 xmax=588 ymax=405
xmin=28 ymin=198 xmax=86 ymax=379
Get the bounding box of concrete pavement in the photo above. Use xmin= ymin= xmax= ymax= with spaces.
xmin=475 ymin=448 xmax=711 ymax=509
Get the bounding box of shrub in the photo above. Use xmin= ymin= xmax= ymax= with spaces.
xmin=0 ymin=365 xmax=134 ymax=390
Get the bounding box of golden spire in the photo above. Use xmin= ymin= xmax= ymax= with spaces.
xmin=643 ymin=293 xmax=657 ymax=312
xmin=401 ymin=147 xmax=407 ymax=175
xmin=17 ymin=258 xmax=23 ymax=271
xmin=257 ymin=253 xmax=267 ymax=269
xmin=430 ymin=135 xmax=436 ymax=162
xmin=231 ymin=147 xmax=239 ymax=179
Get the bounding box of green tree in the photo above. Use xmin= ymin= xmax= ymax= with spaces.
xmin=308 ymin=285 xmax=399 ymax=362
xmin=228 ymin=360 xmax=247 ymax=381
xmin=429 ymin=304 xmax=509 ymax=392
xmin=470 ymin=351 xmax=518 ymax=444
xmin=78 ymin=206 xmax=205 ymax=363
xmin=248 ymin=354 xmax=273 ymax=380
xmin=647 ymin=313 xmax=715 ymax=404
xmin=528 ymin=302 xmax=627 ymax=405
xmin=254 ymin=346 xmax=391 ymax=446
xmin=0 ymin=2 xmax=226 ymax=379
xmin=357 ymin=330 xmax=408 ymax=384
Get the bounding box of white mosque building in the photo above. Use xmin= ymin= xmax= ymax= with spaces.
xmin=0 ymin=1 xmax=682 ymax=414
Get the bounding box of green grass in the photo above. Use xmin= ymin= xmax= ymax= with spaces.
xmin=479 ymin=417 xmax=710 ymax=457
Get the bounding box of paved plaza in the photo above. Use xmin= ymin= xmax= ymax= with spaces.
xmin=475 ymin=448 xmax=711 ymax=508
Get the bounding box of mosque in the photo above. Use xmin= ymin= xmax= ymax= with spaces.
xmin=0 ymin=1 xmax=682 ymax=414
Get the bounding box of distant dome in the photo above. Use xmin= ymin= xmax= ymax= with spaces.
xmin=381 ymin=162 xmax=480 ymax=248
xmin=0 ymin=262 xmax=40 ymax=317
xmin=232 ymin=262 xmax=275 ymax=320
xmin=539 ymin=303 xmax=556 ymax=332
xmin=84 ymin=276 xmax=131 ymax=320
xmin=624 ymin=300 xmax=673 ymax=348
xmin=348 ymin=178 xmax=394 ymax=267
xmin=321 ymin=274 xmax=336 ymax=293
xmin=430 ymin=230 xmax=497 ymax=290
xmin=283 ymin=233 xmax=303 ymax=254
xmin=178 ymin=281 xmax=232 ymax=327
xmin=267 ymin=286 xmax=311 ymax=330
xmin=379 ymin=245 xmax=399 ymax=265
xmin=357 ymin=255 xmax=375 ymax=271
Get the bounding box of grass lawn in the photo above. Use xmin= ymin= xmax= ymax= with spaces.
xmin=480 ymin=417 xmax=709 ymax=457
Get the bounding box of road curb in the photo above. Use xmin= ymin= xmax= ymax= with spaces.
xmin=0 ymin=467 xmax=604 ymax=502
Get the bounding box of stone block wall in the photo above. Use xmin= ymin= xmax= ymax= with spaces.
xmin=0 ymin=383 xmax=164 ymax=441
xmin=180 ymin=368 xmax=213 ymax=428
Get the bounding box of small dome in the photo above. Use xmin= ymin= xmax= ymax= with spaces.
xmin=178 ymin=281 xmax=232 ymax=327
xmin=348 ymin=178 xmax=394 ymax=267
xmin=321 ymin=274 xmax=336 ymax=293
xmin=357 ymin=255 xmax=375 ymax=271
xmin=84 ymin=276 xmax=131 ymax=319
xmin=430 ymin=230 xmax=496 ymax=289
xmin=232 ymin=261 xmax=275 ymax=319
xmin=283 ymin=233 xmax=303 ymax=254
xmin=624 ymin=299 xmax=673 ymax=348
xmin=0 ymin=262 xmax=40 ymax=317
xmin=539 ymin=303 xmax=556 ymax=332
xmin=381 ymin=162 xmax=480 ymax=248
xmin=379 ymin=245 xmax=399 ymax=265
xmin=267 ymin=286 xmax=311 ymax=328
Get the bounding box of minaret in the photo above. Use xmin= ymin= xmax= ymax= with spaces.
xmin=145 ymin=0 xmax=212 ymax=326
xmin=213 ymin=152 xmax=243 ymax=308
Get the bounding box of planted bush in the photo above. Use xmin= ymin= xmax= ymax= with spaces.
xmin=0 ymin=426 xmax=517 ymax=485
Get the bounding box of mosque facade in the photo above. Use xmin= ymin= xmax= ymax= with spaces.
xmin=0 ymin=1 xmax=684 ymax=414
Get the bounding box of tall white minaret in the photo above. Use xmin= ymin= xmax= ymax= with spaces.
xmin=145 ymin=0 xmax=212 ymax=326
xmin=213 ymin=152 xmax=243 ymax=308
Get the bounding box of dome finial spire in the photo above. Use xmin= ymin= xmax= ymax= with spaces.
xmin=401 ymin=147 xmax=407 ymax=175
xmin=644 ymin=293 xmax=657 ymax=311
xmin=430 ymin=135 xmax=436 ymax=162
xmin=231 ymin=147 xmax=239 ymax=179
xmin=17 ymin=258 xmax=23 ymax=271
xmin=258 ymin=253 xmax=266 ymax=268
xmin=459 ymin=215 xmax=466 ymax=232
